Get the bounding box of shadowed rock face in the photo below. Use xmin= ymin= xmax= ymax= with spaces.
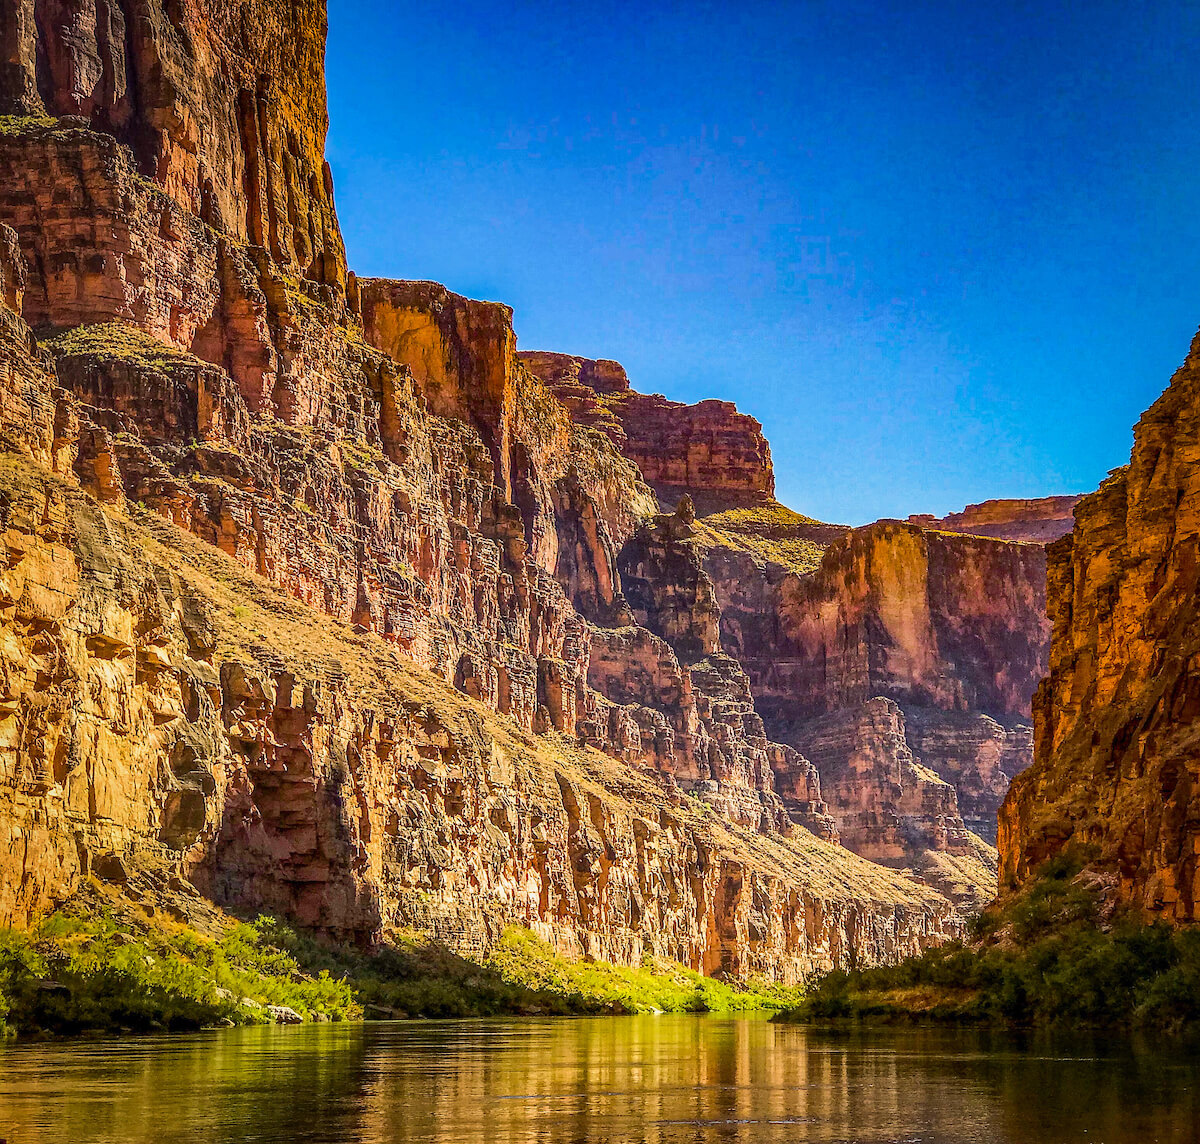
xmin=788 ymin=698 xmax=969 ymax=863
xmin=704 ymin=522 xmax=1049 ymax=862
xmin=1000 ymin=328 xmax=1200 ymax=924
xmin=0 ymin=0 xmax=981 ymax=975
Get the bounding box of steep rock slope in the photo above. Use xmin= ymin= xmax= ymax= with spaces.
xmin=710 ymin=522 xmax=1048 ymax=864
xmin=0 ymin=0 xmax=971 ymax=975
xmin=1000 ymin=330 xmax=1200 ymax=923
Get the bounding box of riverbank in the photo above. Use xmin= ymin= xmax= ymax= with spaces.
xmin=774 ymin=856 xmax=1200 ymax=1032
xmin=0 ymin=879 xmax=801 ymax=1038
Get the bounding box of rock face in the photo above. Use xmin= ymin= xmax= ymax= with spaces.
xmin=0 ymin=0 xmax=345 ymax=288
xmin=705 ymin=521 xmax=1049 ymax=860
xmin=520 ymin=351 xmax=775 ymax=502
xmin=789 ymin=698 xmax=968 ymax=863
xmin=521 ymin=349 xmax=1057 ymax=900
xmin=1000 ymin=329 xmax=1200 ymax=923
xmin=0 ymin=0 xmax=981 ymax=977
xmin=908 ymin=496 xmax=1080 ymax=544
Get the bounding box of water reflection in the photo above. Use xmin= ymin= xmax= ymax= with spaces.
xmin=2 ymin=1016 xmax=1198 ymax=1143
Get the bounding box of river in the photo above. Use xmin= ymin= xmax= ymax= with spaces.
xmin=1 ymin=1015 xmax=1198 ymax=1142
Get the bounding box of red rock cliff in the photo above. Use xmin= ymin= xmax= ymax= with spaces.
xmin=1000 ymin=329 xmax=1200 ymax=923
xmin=908 ymin=496 xmax=1081 ymax=545
xmin=520 ymin=350 xmax=775 ymax=501
xmin=1 ymin=0 xmax=345 ymax=288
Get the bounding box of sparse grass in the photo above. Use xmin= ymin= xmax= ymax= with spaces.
xmin=695 ymin=500 xmax=839 ymax=573
xmin=0 ymin=115 xmax=59 ymax=136
xmin=775 ymin=854 xmax=1200 ymax=1032
xmin=40 ymin=323 xmax=193 ymax=370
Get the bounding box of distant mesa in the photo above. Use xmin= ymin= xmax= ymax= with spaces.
xmin=907 ymin=496 xmax=1081 ymax=545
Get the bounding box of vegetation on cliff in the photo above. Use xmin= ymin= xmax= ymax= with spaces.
xmin=776 ymin=856 xmax=1200 ymax=1032
xmin=0 ymin=888 xmax=801 ymax=1037
xmin=695 ymin=500 xmax=839 ymax=573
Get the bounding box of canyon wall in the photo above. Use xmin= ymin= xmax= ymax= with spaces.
xmin=0 ymin=0 xmax=983 ymax=976
xmin=1000 ymin=330 xmax=1200 ymax=924
xmin=908 ymin=496 xmax=1080 ymax=545
xmin=704 ymin=521 xmax=1049 ymax=888
xmin=519 ymin=350 xmax=1057 ymax=896
xmin=0 ymin=0 xmax=345 ymax=289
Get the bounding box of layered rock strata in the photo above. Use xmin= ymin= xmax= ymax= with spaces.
xmin=1 ymin=0 xmax=346 ymax=287
xmin=0 ymin=441 xmax=960 ymax=976
xmin=908 ymin=496 xmax=1081 ymax=545
xmin=520 ymin=351 xmax=775 ymax=502
xmin=1000 ymin=329 xmax=1200 ymax=923
xmin=522 ymin=350 xmax=1053 ymax=892
xmin=702 ymin=518 xmax=1047 ymax=861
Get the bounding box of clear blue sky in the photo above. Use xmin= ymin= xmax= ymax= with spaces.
xmin=326 ymin=1 xmax=1200 ymax=525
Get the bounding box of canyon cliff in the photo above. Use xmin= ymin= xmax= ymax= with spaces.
xmin=1000 ymin=329 xmax=1200 ymax=924
xmin=0 ymin=0 xmax=974 ymax=978
xmin=522 ymin=353 xmax=1058 ymax=905
xmin=0 ymin=0 xmax=1060 ymax=977
xmin=908 ymin=497 xmax=1080 ymax=545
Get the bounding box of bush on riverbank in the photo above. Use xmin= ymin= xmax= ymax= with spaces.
xmin=0 ymin=908 xmax=359 ymax=1037
xmin=484 ymin=927 xmax=802 ymax=1014
xmin=0 ymin=890 xmax=800 ymax=1036
xmin=256 ymin=918 xmax=801 ymax=1018
xmin=775 ymin=855 xmax=1200 ymax=1032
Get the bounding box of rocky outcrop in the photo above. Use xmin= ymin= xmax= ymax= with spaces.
xmin=520 ymin=350 xmax=775 ymax=501
xmin=697 ymin=519 xmax=1049 ymax=892
xmin=788 ymin=699 xmax=969 ymax=862
xmin=903 ymin=708 xmax=1031 ymax=844
xmin=908 ymin=496 xmax=1081 ymax=545
xmin=722 ymin=521 xmax=1050 ymax=725
xmin=0 ymin=0 xmax=345 ymax=287
xmin=1000 ymin=329 xmax=1200 ymax=924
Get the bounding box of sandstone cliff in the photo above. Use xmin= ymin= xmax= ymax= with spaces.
xmin=907 ymin=496 xmax=1081 ymax=545
xmin=0 ymin=0 xmax=981 ymax=977
xmin=704 ymin=519 xmax=1048 ymax=896
xmin=1000 ymin=329 xmax=1200 ymax=924
xmin=520 ymin=351 xmax=775 ymax=505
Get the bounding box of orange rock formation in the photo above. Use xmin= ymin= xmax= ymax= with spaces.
xmin=1000 ymin=330 xmax=1200 ymax=923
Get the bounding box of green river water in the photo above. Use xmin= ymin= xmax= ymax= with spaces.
xmin=1 ymin=1015 xmax=1198 ymax=1142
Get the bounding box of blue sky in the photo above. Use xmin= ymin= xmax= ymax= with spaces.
xmin=326 ymin=1 xmax=1200 ymax=524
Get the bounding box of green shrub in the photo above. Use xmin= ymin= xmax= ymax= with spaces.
xmin=777 ymin=861 xmax=1200 ymax=1032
